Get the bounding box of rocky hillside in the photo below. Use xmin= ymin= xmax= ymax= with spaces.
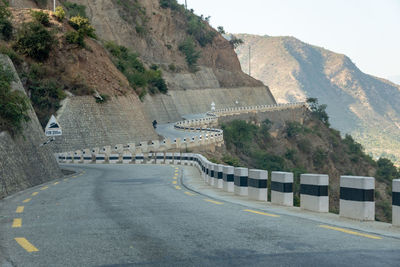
xmin=235 ymin=34 xmax=400 ymax=164
xmin=203 ymin=106 xmax=396 ymax=222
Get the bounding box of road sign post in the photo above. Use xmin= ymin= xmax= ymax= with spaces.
xmin=45 ymin=115 xmax=62 ymax=137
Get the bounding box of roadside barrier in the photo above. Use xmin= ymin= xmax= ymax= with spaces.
xmin=248 ymin=169 xmax=268 ymax=201
xmin=300 ymin=174 xmax=329 ymax=212
xmin=393 ymin=179 xmax=400 ymax=226
xmin=271 ymin=172 xmax=293 ymax=206
xmin=234 ymin=167 xmax=248 ymax=196
xmin=340 ymin=176 xmax=375 ymax=221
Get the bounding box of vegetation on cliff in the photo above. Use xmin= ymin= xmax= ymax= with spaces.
xmin=0 ymin=64 xmax=30 ymax=134
xmin=105 ymin=41 xmax=168 ymax=101
xmin=217 ymin=101 xmax=398 ymax=222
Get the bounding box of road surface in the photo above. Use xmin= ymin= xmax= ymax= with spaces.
xmin=1 ymin=164 xmax=400 ymax=266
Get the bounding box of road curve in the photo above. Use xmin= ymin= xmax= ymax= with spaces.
xmin=1 ymin=164 xmax=400 ymax=266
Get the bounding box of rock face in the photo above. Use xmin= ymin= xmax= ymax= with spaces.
xmin=235 ymin=34 xmax=400 ymax=162
xmin=0 ymin=55 xmax=62 ymax=199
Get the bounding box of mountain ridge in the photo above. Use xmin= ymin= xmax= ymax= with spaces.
xmin=235 ymin=33 xmax=400 ymax=163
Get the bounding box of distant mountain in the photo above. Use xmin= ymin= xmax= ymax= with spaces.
xmin=235 ymin=34 xmax=400 ymax=163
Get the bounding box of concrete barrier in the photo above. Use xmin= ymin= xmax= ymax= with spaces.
xmin=182 ymin=153 xmax=190 ymax=165
xmin=147 ymin=153 xmax=155 ymax=164
xmin=95 ymin=154 xmax=106 ymax=164
xmin=234 ymin=167 xmax=248 ymax=196
xmin=248 ymin=169 xmax=268 ymax=201
xmin=156 ymin=152 xmax=165 ymax=164
xmin=340 ymin=176 xmax=375 ymax=221
xmin=122 ymin=152 xmax=132 ymax=164
xmin=205 ymin=162 xmax=211 ymax=184
xmin=271 ymin=172 xmax=293 ymax=206
xmin=209 ymin=163 xmax=216 ymax=186
xmin=173 ymin=153 xmax=181 ymax=165
xmin=66 ymin=152 xmax=73 ymax=163
xmin=135 ymin=153 xmax=144 ymax=164
xmin=393 ymin=179 xmax=400 ymax=226
xmin=223 ymin=165 xmax=234 ymax=192
xmin=139 ymin=142 xmax=148 ymax=153
xmin=73 ymin=151 xmax=82 ymax=163
xmin=109 ymin=153 xmax=120 ymax=164
xmin=165 ymin=153 xmax=173 ymax=164
xmin=214 ymin=164 xmax=224 ymax=189
xmin=300 ymin=174 xmax=329 ymax=212
xmin=83 ymin=149 xmax=92 ymax=163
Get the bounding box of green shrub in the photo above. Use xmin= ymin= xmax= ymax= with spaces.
xmin=313 ymin=148 xmax=328 ymax=168
xmin=65 ymin=30 xmax=84 ymax=47
xmin=376 ymin=158 xmax=399 ymax=183
xmin=286 ymin=121 xmax=303 ymax=138
xmin=252 ymin=150 xmax=285 ymax=171
xmin=0 ymin=0 xmax=12 ymax=40
xmin=0 ymin=45 xmax=22 ymax=65
xmin=307 ymin=97 xmax=330 ymax=127
xmin=186 ymin=16 xmax=215 ymax=47
xmin=179 ymin=38 xmax=200 ymax=71
xmin=31 ymin=10 xmax=50 ymax=26
xmin=221 ymin=120 xmax=257 ymax=151
xmin=54 ymin=6 xmax=66 ymax=21
xmin=105 ymin=41 xmax=168 ymax=95
xmin=297 ymin=138 xmax=312 ymax=153
xmin=159 ymin=0 xmax=181 ymax=10
xmin=222 ymin=154 xmax=241 ymax=167
xmin=69 ymin=16 xmax=96 ymax=38
xmin=229 ymin=37 xmax=244 ymax=48
xmin=217 ymin=26 xmax=225 ymax=34
xmin=285 ymin=149 xmax=297 ymax=161
xmin=0 ymin=65 xmax=30 ymax=133
xmin=168 ymin=63 xmax=176 ymax=72
xmin=14 ymin=22 xmax=55 ymax=61
xmin=63 ymin=2 xmax=87 ymax=18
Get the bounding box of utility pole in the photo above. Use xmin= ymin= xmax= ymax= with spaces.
xmin=53 ymin=0 xmax=56 ymax=12
xmin=249 ymin=45 xmax=251 ymax=76
xmin=185 ymin=0 xmax=187 ymax=10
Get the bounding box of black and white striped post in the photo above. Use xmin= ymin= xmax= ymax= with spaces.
xmin=271 ymin=172 xmax=293 ymax=206
xmin=122 ymin=152 xmax=133 ymax=164
xmin=234 ymin=167 xmax=248 ymax=196
xmin=248 ymin=169 xmax=268 ymax=201
xmin=165 ymin=153 xmax=173 ymax=164
xmin=156 ymin=152 xmax=165 ymax=164
xmin=109 ymin=153 xmax=120 ymax=164
xmin=135 ymin=153 xmax=144 ymax=164
xmin=340 ymin=176 xmax=375 ymax=221
xmin=173 ymin=153 xmax=181 ymax=165
xmin=300 ymin=174 xmax=329 ymax=212
xmin=223 ymin=165 xmax=234 ymax=192
xmin=393 ymin=179 xmax=400 ymax=226
xmin=214 ymin=164 xmax=224 ymax=189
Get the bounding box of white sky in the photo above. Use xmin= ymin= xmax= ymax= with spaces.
xmin=177 ymin=0 xmax=400 ymax=80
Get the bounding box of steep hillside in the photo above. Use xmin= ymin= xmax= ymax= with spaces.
xmin=203 ymin=106 xmax=396 ymax=222
xmin=235 ymin=34 xmax=400 ymax=164
xmin=0 ymin=55 xmax=62 ymax=198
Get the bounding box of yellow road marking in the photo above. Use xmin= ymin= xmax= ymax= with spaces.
xmin=22 ymin=198 xmax=31 ymax=203
xmin=12 ymin=218 xmax=22 ymax=228
xmin=15 ymin=238 xmax=39 ymax=252
xmin=173 ymin=177 xmax=177 ymax=180
xmin=175 ymin=185 xmax=182 ymax=190
xmin=16 ymin=206 xmax=24 ymax=213
xmin=172 ymin=181 xmax=177 ymax=184
xmin=64 ymin=178 xmax=68 ymax=181
xmin=53 ymin=182 xmax=59 ymax=185
xmin=184 ymin=191 xmax=195 ymax=196
xmin=40 ymin=186 xmax=48 ymax=191
xmin=243 ymin=209 xmax=280 ymax=218
xmin=72 ymin=176 xmax=77 ymax=178
xmin=204 ymin=199 xmax=223 ymax=205
xmin=31 ymin=192 xmax=38 ymax=196
xmin=319 ymin=225 xmax=382 ymax=240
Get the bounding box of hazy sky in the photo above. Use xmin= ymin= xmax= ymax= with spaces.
xmin=177 ymin=0 xmax=400 ymax=81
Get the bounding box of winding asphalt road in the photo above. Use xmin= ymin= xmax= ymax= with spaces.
xmin=1 ymin=164 xmax=400 ymax=266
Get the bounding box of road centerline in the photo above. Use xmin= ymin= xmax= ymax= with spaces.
xmin=16 ymin=206 xmax=24 ymax=213
xmin=15 ymin=238 xmax=39 ymax=252
xmin=319 ymin=225 xmax=382 ymax=240
xmin=243 ymin=209 xmax=280 ymax=217
xmin=204 ymin=199 xmax=223 ymax=205
xmin=12 ymin=218 xmax=22 ymax=228
xmin=22 ymin=198 xmax=31 ymax=203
